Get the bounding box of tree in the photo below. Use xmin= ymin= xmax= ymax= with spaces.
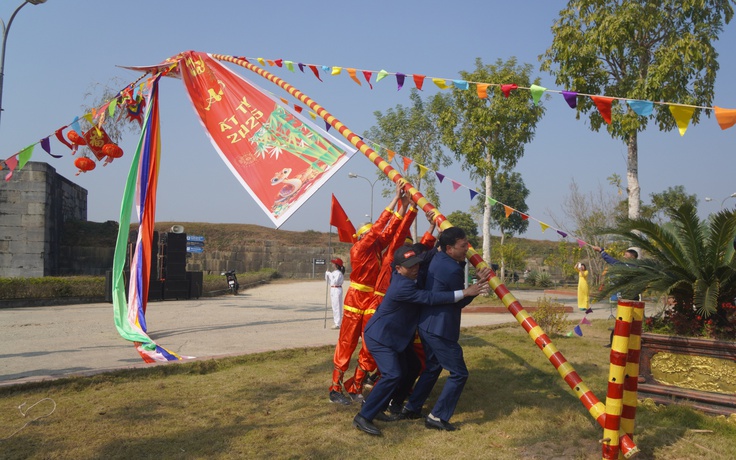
xmin=446 ymin=210 xmax=480 ymax=249
xmin=543 ymin=241 xmax=582 ymax=283
xmin=432 ymin=57 xmax=545 ymax=263
xmin=541 ymin=0 xmax=735 ymax=220
xmin=613 ymin=185 xmax=699 ymax=223
xmin=495 ymin=242 xmax=528 ymax=284
xmin=364 ymin=89 xmax=451 ymax=236
xmin=598 ymin=204 xmax=736 ymax=321
xmin=487 ymin=170 xmax=530 ymax=242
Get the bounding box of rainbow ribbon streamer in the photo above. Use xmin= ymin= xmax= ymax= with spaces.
xmin=111 ymin=75 xmax=188 ymax=363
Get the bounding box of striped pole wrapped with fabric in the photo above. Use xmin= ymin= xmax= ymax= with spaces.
xmin=620 ymin=301 xmax=645 ymax=442
xmin=209 ymin=53 xmax=639 ymax=457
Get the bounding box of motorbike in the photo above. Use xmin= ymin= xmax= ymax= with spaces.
xmin=221 ymin=270 xmax=239 ymax=295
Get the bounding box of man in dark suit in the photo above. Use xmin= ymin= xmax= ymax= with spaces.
xmin=401 ymin=227 xmax=491 ymax=431
xmin=352 ymin=245 xmax=488 ymax=436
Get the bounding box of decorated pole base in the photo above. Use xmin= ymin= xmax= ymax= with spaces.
xmin=638 ymin=333 xmax=736 ymax=416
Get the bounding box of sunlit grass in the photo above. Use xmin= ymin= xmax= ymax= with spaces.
xmin=1 ymin=322 xmax=734 ymax=459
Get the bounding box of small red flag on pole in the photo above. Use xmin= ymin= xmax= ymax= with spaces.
xmin=330 ymin=194 xmax=356 ymax=243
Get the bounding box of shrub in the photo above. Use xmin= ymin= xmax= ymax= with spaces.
xmin=533 ymin=296 xmax=570 ymax=337
xmin=526 ymin=270 xmax=539 ymax=286
xmin=536 ymin=271 xmax=554 ymax=288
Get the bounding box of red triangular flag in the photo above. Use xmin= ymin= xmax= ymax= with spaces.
xmin=330 ymin=194 xmax=357 ymax=244
xmin=363 ymin=71 xmax=373 ymax=89
xmin=4 ymin=154 xmax=18 ymax=181
xmin=413 ymin=74 xmax=425 ymax=90
xmin=308 ymin=65 xmax=323 ymax=82
xmin=520 ymin=213 xmax=529 ymax=220
xmin=590 ymin=96 xmax=614 ymax=124
xmin=501 ymin=84 xmax=518 ymax=98
xmin=402 ymin=156 xmax=412 ymax=171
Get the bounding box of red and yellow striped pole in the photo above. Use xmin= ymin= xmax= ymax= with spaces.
xmin=210 ymin=54 xmax=637 ymax=456
xmin=620 ymin=301 xmax=645 ymax=446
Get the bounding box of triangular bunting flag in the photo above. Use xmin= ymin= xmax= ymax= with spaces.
xmin=284 ymin=61 xmax=294 ymax=71
xmin=573 ymin=325 xmax=583 ymax=337
xmin=451 ymin=180 xmax=461 ymax=191
xmin=453 ymin=80 xmax=469 ymax=90
xmin=347 ymin=68 xmax=362 ymax=86
xmin=402 ymin=156 xmax=412 ymax=171
xmin=363 ymin=71 xmax=373 ymax=89
xmin=413 ymin=74 xmax=425 ymax=90
xmin=557 ymin=230 xmax=568 ymax=238
xmin=70 ymin=117 xmax=82 ymax=136
xmin=476 ymin=83 xmax=489 ymax=99
xmin=17 ymin=145 xmax=33 ymax=169
xmin=669 ymin=104 xmax=696 ymax=136
xmin=294 ymin=105 xmax=303 ymax=113
xmin=387 ymin=149 xmax=396 ymax=162
xmin=501 ymin=84 xmax=518 ymax=98
xmin=324 ymin=121 xmax=330 ymax=132
xmin=590 ymin=96 xmax=614 ymax=124
xmin=504 ymin=205 xmax=513 ymax=218
xmin=417 ymin=164 xmax=428 ymax=178
xmin=257 ymin=57 xmax=265 ymax=66
xmin=714 ymin=106 xmax=736 ymax=130
xmin=562 ymin=91 xmax=578 ymax=108
xmin=520 ymin=213 xmax=529 ymax=220
xmin=308 ymin=111 xmax=317 ymax=120
xmin=308 ymin=65 xmax=322 ymax=82
xmin=432 ymin=78 xmax=450 ymax=90
xmin=298 ymin=63 xmax=305 ymax=72
xmin=486 ymin=196 xmax=497 ymax=206
xmin=435 ymin=172 xmax=444 ymax=183
xmin=566 ymin=331 xmax=574 ymax=337
xmin=530 ymin=84 xmax=546 ymax=106
xmin=396 ymin=73 xmax=405 ymax=91
xmin=540 ymin=222 xmax=550 ymax=232
xmin=266 ymin=59 xmax=275 ymax=66
xmin=376 ymin=69 xmax=389 ymax=82
xmin=469 ymin=189 xmax=478 ymax=200
xmin=55 ymin=127 xmax=73 ymax=149
xmin=577 ymin=239 xmax=585 ymax=247
xmin=4 ymin=154 xmax=18 ymax=181
xmin=581 ymin=317 xmax=592 ymax=326
xmin=627 ymin=100 xmax=653 ymax=117
xmin=331 ymin=66 xmax=342 ymax=76
xmin=40 ymin=137 xmax=61 ymax=158
xmin=321 ymin=66 xmax=330 ymax=72
xmin=274 ymin=59 xmax=283 ymax=67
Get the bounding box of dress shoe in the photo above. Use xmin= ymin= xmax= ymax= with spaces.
xmin=374 ymin=411 xmax=401 ymax=422
xmin=347 ymin=392 xmax=364 ymax=403
xmin=425 ymin=414 xmax=457 ymax=431
xmin=397 ymin=407 xmax=424 ymax=420
xmin=387 ymin=402 xmax=403 ymax=415
xmin=353 ymin=414 xmax=382 ymax=436
xmin=329 ymin=390 xmax=351 ymax=405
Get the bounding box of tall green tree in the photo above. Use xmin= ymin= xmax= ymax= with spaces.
xmin=541 ymin=0 xmax=735 ymax=220
xmin=488 ymin=170 xmax=530 ymax=243
xmin=431 ymin=58 xmax=545 ymax=262
xmin=364 ymin=89 xmax=451 ymax=236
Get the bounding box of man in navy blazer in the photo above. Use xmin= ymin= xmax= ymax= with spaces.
xmin=352 ymin=245 xmax=488 ymax=436
xmin=402 ymin=227 xmax=491 ymax=431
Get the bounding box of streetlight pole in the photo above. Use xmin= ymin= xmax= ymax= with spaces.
xmin=0 ymin=0 xmax=47 ymax=129
xmin=348 ymin=172 xmax=378 ymax=221
xmin=721 ymin=192 xmax=736 ymax=210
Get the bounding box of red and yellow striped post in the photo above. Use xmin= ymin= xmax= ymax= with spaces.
xmin=602 ymin=300 xmax=635 ymax=459
xmin=620 ymin=301 xmax=645 ymax=446
xmin=210 ymin=54 xmax=638 ymax=456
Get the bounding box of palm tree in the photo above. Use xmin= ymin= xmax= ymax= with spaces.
xmin=598 ymin=204 xmax=736 ymax=322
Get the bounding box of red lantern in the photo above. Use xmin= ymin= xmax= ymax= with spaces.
xmin=101 ymin=143 xmax=123 ymax=166
xmin=74 ymin=156 xmax=96 ymax=175
xmin=67 ymin=130 xmax=87 ymax=155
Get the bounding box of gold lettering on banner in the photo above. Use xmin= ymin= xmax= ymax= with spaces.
xmin=184 ymin=56 xmax=206 ymax=76
xmin=650 ymin=351 xmax=736 ymax=394
xmin=205 ymin=83 xmax=225 ymax=111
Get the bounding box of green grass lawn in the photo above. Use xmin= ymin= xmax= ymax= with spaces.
xmin=1 ymin=321 xmax=734 ymax=459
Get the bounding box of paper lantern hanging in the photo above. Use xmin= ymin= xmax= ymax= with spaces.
xmin=67 ymin=130 xmax=87 ymax=155
xmin=101 ymin=143 xmax=123 ymax=165
xmin=74 ymin=156 xmax=96 ymax=175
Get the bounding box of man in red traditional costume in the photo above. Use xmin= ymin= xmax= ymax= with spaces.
xmin=329 ymin=185 xmax=406 ymax=405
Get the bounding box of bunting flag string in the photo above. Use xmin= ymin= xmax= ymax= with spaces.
xmin=242 ymin=55 xmax=735 ymax=132
xmin=0 ymin=70 xmax=156 ymax=182
xmin=566 ymin=308 xmax=594 ymax=337
xmin=357 ymin=134 xmax=601 ymax=251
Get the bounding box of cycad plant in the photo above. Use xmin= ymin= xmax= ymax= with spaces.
xmin=598 ymin=204 xmax=736 ymax=337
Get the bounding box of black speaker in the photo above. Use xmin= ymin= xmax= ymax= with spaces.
xmin=187 ymin=271 xmax=203 ymax=299
xmin=163 ymin=279 xmax=189 ymax=300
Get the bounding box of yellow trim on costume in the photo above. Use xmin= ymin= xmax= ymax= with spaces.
xmin=375 ymin=291 xmax=385 ymax=297
xmin=350 ymin=282 xmax=375 ymax=292
xmin=343 ymin=305 xmax=377 ymax=315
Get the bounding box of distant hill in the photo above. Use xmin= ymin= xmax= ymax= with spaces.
xmin=62 ymin=220 xmax=562 ymax=264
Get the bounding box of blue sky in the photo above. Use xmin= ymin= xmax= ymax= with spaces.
xmin=2 ymin=0 xmax=735 ymax=241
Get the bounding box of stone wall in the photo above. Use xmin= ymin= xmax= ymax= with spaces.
xmin=0 ymin=162 xmax=87 ymax=278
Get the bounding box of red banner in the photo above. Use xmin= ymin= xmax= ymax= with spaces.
xmin=178 ymin=52 xmax=356 ymax=227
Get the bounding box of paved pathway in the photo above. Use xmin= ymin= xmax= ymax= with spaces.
xmin=0 ymin=281 xmax=628 ymax=387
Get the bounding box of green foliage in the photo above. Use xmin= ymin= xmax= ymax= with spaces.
xmin=598 ymin=204 xmax=736 ymax=320
xmin=488 ymin=170 xmax=530 ymax=238
xmin=446 ymin=210 xmax=480 ymax=248
xmin=497 ymin=242 xmax=527 ymax=277
xmin=543 ymin=241 xmax=581 ymax=282
xmin=541 ymin=0 xmax=734 ymax=218
xmin=536 ymin=271 xmax=554 ymax=288
xmin=363 ymin=89 xmax=451 ymax=207
xmin=532 ymin=296 xmax=570 ymax=337
xmin=526 ymin=269 xmax=540 ymax=286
